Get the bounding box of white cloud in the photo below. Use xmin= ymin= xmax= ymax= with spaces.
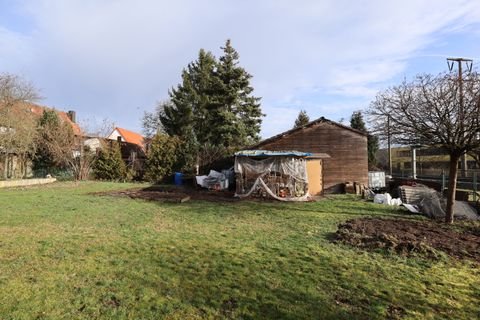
xmin=1 ymin=0 xmax=480 ymax=137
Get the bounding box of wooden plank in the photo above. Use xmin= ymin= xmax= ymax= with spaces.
xmin=306 ymin=159 xmax=322 ymax=195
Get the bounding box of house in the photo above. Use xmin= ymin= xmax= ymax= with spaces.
xmin=377 ymin=146 xmax=478 ymax=177
xmin=106 ymin=127 xmax=146 ymax=174
xmin=0 ymin=102 xmax=81 ymax=179
xmin=248 ymin=117 xmax=368 ymax=193
xmin=28 ymin=104 xmax=81 ymax=135
xmin=107 ymin=127 xmax=145 ymax=149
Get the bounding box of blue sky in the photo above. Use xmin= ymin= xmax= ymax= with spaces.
xmin=1 ymin=0 xmax=480 ymax=138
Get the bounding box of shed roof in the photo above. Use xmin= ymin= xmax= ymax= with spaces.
xmin=235 ymin=150 xmax=312 ymax=157
xmin=251 ymin=116 xmax=367 ymax=149
xmin=306 ymin=153 xmax=331 ymax=159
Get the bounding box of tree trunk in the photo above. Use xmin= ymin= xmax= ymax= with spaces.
xmin=445 ymin=153 xmax=460 ymax=224
xmin=3 ymin=153 xmax=8 ymax=180
xmin=19 ymin=154 xmax=24 ymax=179
xmin=22 ymin=155 xmax=28 ymax=178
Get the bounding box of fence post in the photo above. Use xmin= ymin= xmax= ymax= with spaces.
xmin=441 ymin=170 xmax=446 ymax=194
xmin=474 ymin=172 xmax=477 ymax=203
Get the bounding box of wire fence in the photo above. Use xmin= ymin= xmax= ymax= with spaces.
xmin=31 ymin=168 xmax=74 ymax=181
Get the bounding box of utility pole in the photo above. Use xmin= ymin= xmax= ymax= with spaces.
xmin=447 ymin=57 xmax=473 ymax=178
xmin=387 ymin=115 xmax=392 ymax=176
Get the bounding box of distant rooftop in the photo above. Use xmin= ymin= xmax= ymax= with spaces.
xmin=20 ymin=103 xmax=82 ymax=135
xmin=109 ymin=127 xmax=145 ymax=147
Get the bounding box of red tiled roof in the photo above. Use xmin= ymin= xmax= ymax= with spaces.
xmin=114 ymin=127 xmax=145 ymax=147
xmin=27 ymin=103 xmax=82 ymax=135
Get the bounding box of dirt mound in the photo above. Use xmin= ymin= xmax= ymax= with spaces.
xmin=335 ymin=218 xmax=480 ymax=262
xmin=93 ymin=185 xmax=237 ymax=203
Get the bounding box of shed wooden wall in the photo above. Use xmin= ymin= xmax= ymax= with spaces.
xmin=255 ymin=122 xmax=368 ymax=192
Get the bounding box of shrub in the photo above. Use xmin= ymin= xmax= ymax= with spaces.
xmin=144 ymin=134 xmax=180 ymax=182
xmin=93 ymin=143 xmax=127 ymax=181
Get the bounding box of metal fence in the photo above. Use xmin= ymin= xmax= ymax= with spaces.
xmin=391 ymin=169 xmax=480 ymax=202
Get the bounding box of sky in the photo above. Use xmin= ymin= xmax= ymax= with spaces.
xmin=1 ymin=0 xmax=480 ymax=138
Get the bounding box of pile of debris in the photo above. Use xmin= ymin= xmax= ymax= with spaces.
xmin=369 ymin=182 xmax=479 ymax=221
xmin=399 ymin=185 xmax=479 ymax=221
xmin=195 ymin=169 xmax=234 ymax=191
xmin=373 ymin=193 xmax=402 ymax=206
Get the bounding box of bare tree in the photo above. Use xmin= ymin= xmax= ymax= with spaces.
xmin=142 ymin=100 xmax=168 ymax=138
xmin=38 ymin=110 xmax=95 ymax=181
xmin=369 ymin=72 xmax=480 ymax=223
xmin=0 ymin=73 xmax=40 ymax=179
xmin=80 ymin=117 xmax=115 ymax=138
xmin=196 ymin=143 xmax=228 ymax=172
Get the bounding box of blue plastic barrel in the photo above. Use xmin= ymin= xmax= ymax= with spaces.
xmin=174 ymin=172 xmax=183 ymax=186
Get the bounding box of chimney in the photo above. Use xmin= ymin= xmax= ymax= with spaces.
xmin=67 ymin=110 xmax=76 ymax=123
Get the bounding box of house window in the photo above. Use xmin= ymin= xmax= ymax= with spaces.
xmin=467 ymin=160 xmax=477 ymax=169
xmin=417 ymin=148 xmax=448 ymax=156
xmin=397 ymin=150 xmax=411 ymax=157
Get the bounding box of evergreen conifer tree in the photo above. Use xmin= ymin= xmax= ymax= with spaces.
xmin=144 ymin=134 xmax=180 ymax=182
xmin=160 ymin=49 xmax=217 ymax=141
xmin=350 ymin=111 xmax=379 ymax=167
xmin=214 ymin=39 xmax=263 ymax=147
xmin=93 ymin=142 xmax=126 ymax=180
xmin=293 ymin=110 xmax=310 ymax=128
xmin=34 ymin=110 xmax=62 ymax=172
xmin=155 ymin=40 xmax=263 ymax=172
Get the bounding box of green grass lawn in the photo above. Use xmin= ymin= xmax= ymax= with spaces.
xmin=0 ymin=182 xmax=478 ymax=319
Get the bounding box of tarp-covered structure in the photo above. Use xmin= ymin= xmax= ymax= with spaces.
xmin=234 ymin=150 xmax=312 ymax=201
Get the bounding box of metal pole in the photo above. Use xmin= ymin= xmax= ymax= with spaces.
xmin=458 ymin=60 xmax=468 ymax=178
xmin=411 ymin=147 xmax=417 ymax=179
xmin=442 ymin=169 xmax=446 ymax=193
xmin=447 ymin=57 xmax=472 ymax=178
xmin=474 ymin=172 xmax=477 ymax=203
xmin=387 ymin=115 xmax=392 ymax=176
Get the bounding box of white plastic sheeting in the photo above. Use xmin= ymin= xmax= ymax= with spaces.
xmin=196 ymin=170 xmax=229 ymax=190
xmin=373 ymin=193 xmax=402 ymax=206
xmin=234 ymin=156 xmax=309 ymax=201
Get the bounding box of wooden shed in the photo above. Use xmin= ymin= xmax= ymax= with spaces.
xmin=234 ymin=150 xmax=330 ymax=200
xmin=249 ymin=117 xmax=368 ymax=193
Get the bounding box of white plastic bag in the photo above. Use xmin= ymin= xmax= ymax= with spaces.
xmin=374 ymin=194 xmax=386 ymax=204
xmin=374 ymin=193 xmax=401 ymax=206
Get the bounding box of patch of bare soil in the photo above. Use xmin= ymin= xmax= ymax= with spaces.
xmin=92 ymin=185 xmax=238 ymax=203
xmin=335 ymin=218 xmax=480 ymax=262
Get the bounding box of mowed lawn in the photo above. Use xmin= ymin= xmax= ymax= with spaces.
xmin=0 ymin=182 xmax=478 ymax=319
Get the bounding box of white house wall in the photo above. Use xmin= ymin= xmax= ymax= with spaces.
xmin=107 ymin=129 xmax=124 ymax=141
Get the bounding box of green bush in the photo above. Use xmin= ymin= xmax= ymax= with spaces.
xmin=144 ymin=134 xmax=179 ymax=182
xmin=93 ymin=143 xmax=127 ymax=181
